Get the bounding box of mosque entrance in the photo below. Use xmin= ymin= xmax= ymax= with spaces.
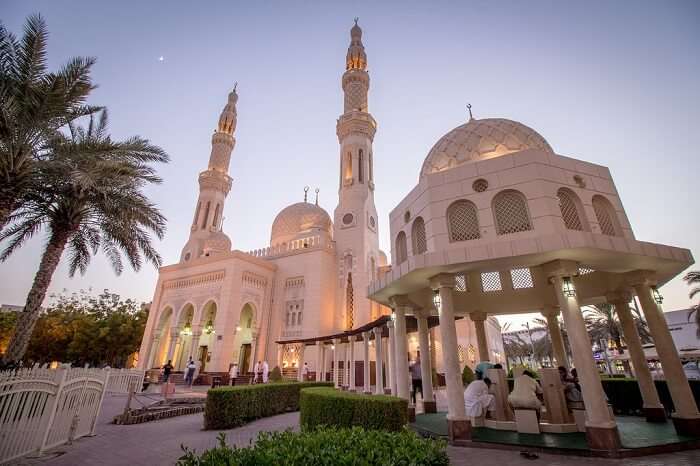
xmin=239 ymin=344 xmax=251 ymax=374
xmin=198 ymin=345 xmax=208 ymax=372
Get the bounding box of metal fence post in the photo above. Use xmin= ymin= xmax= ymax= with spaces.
xmin=39 ymin=368 xmax=68 ymax=454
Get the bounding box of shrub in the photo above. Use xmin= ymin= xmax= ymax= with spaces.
xmin=300 ymin=387 xmax=408 ymax=432
xmin=204 ymin=381 xmax=332 ymax=429
xmin=269 ymin=366 xmax=283 ymax=383
xmin=178 ymin=427 xmax=449 ymax=466
xmin=462 ymin=365 xmax=474 ymax=386
xmin=601 ymin=378 xmax=700 ymax=415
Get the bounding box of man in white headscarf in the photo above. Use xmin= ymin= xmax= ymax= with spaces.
xmin=262 ymin=360 xmax=269 ymax=383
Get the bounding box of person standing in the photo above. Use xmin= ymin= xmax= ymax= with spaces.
xmin=229 ymin=363 xmax=239 ymax=386
xmin=302 ymin=362 xmax=309 ymax=381
xmin=162 ymin=360 xmax=174 ymax=383
xmin=253 ymin=361 xmax=261 ymax=383
xmin=464 ymin=376 xmax=496 ymax=418
xmin=184 ymin=358 xmax=196 ymax=386
xmin=262 ymin=360 xmax=269 ymax=383
xmin=410 ymin=356 xmax=423 ymax=404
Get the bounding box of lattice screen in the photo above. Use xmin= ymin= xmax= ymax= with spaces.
xmin=447 ymin=200 xmax=480 ymax=242
xmin=468 ymin=344 xmax=476 ymax=363
xmin=412 ymin=217 xmax=427 ymax=254
xmin=457 ymin=344 xmax=466 ymax=363
xmin=455 ymin=274 xmax=468 ymax=292
xmin=346 ymin=273 xmax=354 ymax=330
xmin=493 ymin=190 xmax=532 ymax=235
xmin=557 ymin=188 xmax=584 ymax=231
xmin=592 ymin=195 xmax=619 ymax=236
xmin=282 ymin=343 xmax=303 ymax=368
xmin=510 ymin=268 xmax=534 ymax=289
xmin=578 ymin=266 xmax=595 ymax=275
xmin=395 ymin=231 xmax=408 ymax=263
xmin=472 ymin=178 xmax=489 ymax=192
xmin=481 ymin=272 xmax=502 ymax=292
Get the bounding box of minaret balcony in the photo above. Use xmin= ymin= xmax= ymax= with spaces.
xmin=336 ymin=111 xmax=377 ymax=140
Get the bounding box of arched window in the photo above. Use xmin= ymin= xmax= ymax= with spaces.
xmin=493 ymin=190 xmax=533 ymax=235
xmin=412 ymin=217 xmax=427 ymax=254
xmin=212 ymin=203 xmax=221 ymax=228
xmin=447 ymin=200 xmax=480 ymax=242
xmin=193 ymin=202 xmax=201 ymax=228
xmin=358 ymin=149 xmax=364 ymax=183
xmin=344 ymin=152 xmax=352 ymax=182
xmin=201 ymin=201 xmax=211 ymax=229
xmin=291 ymin=312 xmax=296 ymax=326
xmin=369 ymin=152 xmax=373 ymax=181
xmin=346 ymin=273 xmax=354 ymax=330
xmin=557 ymin=188 xmax=586 ymax=231
xmin=370 ymin=256 xmax=376 ymax=281
xmin=592 ymin=195 xmax=621 ymax=236
xmin=395 ymin=231 xmax=408 ymax=264
xmin=298 ymin=312 xmax=303 ymax=326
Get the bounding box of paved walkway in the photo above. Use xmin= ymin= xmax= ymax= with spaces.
xmin=16 ymin=389 xmax=700 ymax=465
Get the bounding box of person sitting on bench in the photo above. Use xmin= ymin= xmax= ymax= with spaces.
xmin=508 ymin=370 xmax=543 ymax=420
xmin=464 ymin=373 xmax=496 ymax=419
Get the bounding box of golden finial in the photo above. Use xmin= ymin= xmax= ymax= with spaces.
xmin=315 ymin=188 xmax=320 ymax=206
xmin=233 ymin=82 xmax=238 ymax=91
xmin=354 ymin=17 xmax=359 ymax=26
xmin=467 ymin=103 xmax=473 ymax=121
xmin=304 ymin=186 xmax=309 ymax=203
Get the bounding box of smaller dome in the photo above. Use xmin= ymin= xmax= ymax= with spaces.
xmin=271 ymin=202 xmax=332 ymax=246
xmin=420 ymin=118 xmax=553 ymax=178
xmin=203 ymin=231 xmax=232 ymax=254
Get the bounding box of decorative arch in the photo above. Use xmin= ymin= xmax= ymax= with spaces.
xmin=557 ymin=187 xmax=588 ymax=231
xmin=395 ymin=231 xmax=408 ymax=264
xmin=446 ymin=200 xmax=480 ymax=242
xmin=176 ymin=302 xmax=197 ymax=326
xmin=199 ymin=300 xmax=218 ymax=335
xmin=239 ymin=302 xmax=256 ymax=329
xmin=411 ymin=217 xmax=427 ymax=254
xmin=493 ymin=190 xmax=533 ymax=235
xmin=592 ymin=195 xmax=621 ymax=236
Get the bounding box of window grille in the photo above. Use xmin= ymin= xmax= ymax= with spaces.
xmin=346 ymin=273 xmax=354 ymax=330
xmin=472 ymin=178 xmax=489 ymax=192
xmin=455 ymin=274 xmax=468 ymax=292
xmin=592 ymin=195 xmax=619 ymax=236
xmin=481 ymin=272 xmax=502 ymax=292
xmin=458 ymin=345 xmax=466 ymax=363
xmin=493 ymin=190 xmax=532 ymax=235
xmin=557 ymin=188 xmax=584 ymax=231
xmin=510 ymin=268 xmax=534 ymax=289
xmin=412 ymin=217 xmax=427 ymax=254
xmin=358 ymin=149 xmax=364 ymax=183
xmin=468 ymin=344 xmax=476 ymax=363
xmin=578 ymin=266 xmax=595 ymax=275
xmin=395 ymin=231 xmax=408 ymax=264
xmin=447 ymin=200 xmax=480 ymax=242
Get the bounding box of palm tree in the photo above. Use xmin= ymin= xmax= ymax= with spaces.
xmin=0 ymin=14 xmax=97 ymax=231
xmin=0 ymin=110 xmax=168 ymax=362
xmin=684 ymin=271 xmax=700 ymax=338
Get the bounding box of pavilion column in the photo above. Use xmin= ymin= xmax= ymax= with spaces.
xmin=297 ymin=344 xmax=306 ymax=382
xmin=632 ymin=277 xmax=700 ymax=436
xmin=363 ymin=332 xmax=371 ymax=394
xmin=342 ymin=341 xmax=349 ymax=389
xmin=349 ymin=335 xmax=356 ymax=391
xmin=387 ymin=320 xmax=397 ymax=395
xmin=166 ymin=327 xmax=180 ymax=363
xmin=188 ymin=328 xmax=202 ymax=361
xmin=147 ymin=332 xmax=162 ymax=369
xmin=430 ymin=274 xmax=469 ymax=441
xmin=321 ymin=343 xmax=327 ymax=382
xmin=390 ymin=298 xmax=411 ymax=401
xmin=332 ymin=338 xmax=340 ymax=389
xmin=373 ymin=327 xmax=384 ymax=395
xmin=607 ymin=291 xmax=665 ymax=422
xmin=541 ymin=307 xmax=568 ymax=368
xmin=470 ymin=311 xmax=490 ymax=362
xmin=316 ymin=341 xmax=323 ymax=382
xmin=551 ymin=271 xmax=620 ymax=450
xmin=417 ymin=311 xmax=436 ymax=413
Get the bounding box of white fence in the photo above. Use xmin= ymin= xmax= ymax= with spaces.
xmin=0 ymin=366 xmax=144 ymax=464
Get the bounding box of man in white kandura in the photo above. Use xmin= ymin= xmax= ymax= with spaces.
xmin=262 ymin=360 xmax=269 ymax=383
xmin=464 ymin=375 xmax=496 ymax=418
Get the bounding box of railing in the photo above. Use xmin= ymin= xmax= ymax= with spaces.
xmin=0 ymin=366 xmax=142 ymax=464
xmin=246 ymin=235 xmax=335 ymax=259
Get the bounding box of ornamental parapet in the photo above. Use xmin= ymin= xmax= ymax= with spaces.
xmin=246 ymin=235 xmax=335 ymax=259
xmin=198 ymin=170 xmax=232 ymax=194
xmin=336 ymin=111 xmax=377 ymax=140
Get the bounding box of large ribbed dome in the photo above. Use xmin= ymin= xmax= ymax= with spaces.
xmin=420 ymin=118 xmax=553 ymax=178
xmin=270 ymin=202 xmax=332 ymax=246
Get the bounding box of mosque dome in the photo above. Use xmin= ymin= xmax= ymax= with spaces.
xmin=203 ymin=230 xmax=232 ymax=254
xmin=270 ymin=202 xmax=333 ymax=246
xmin=420 ymin=118 xmax=553 ymax=178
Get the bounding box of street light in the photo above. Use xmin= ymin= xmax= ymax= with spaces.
xmin=204 ymin=319 xmax=215 ymax=335
xmin=651 ymin=286 xmax=663 ymax=304
xmin=561 ymin=277 xmax=576 ymax=298
xmin=432 ymin=290 xmax=441 ymax=312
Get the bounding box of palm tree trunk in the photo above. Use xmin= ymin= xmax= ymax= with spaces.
xmin=3 ymin=228 xmax=70 ymax=363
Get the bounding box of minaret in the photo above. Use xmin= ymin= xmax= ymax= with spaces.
xmin=334 ymin=20 xmax=381 ymax=330
xmin=180 ymin=87 xmax=237 ymax=262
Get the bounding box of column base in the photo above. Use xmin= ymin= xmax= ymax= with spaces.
xmin=447 ymin=418 xmax=472 ymax=442
xmin=423 ymin=400 xmax=437 ymax=414
xmin=643 ymin=406 xmax=667 ymax=423
xmin=363 ymin=391 xmax=372 ymax=395
xmin=584 ymin=425 xmax=621 ymax=451
xmin=408 ymin=405 xmax=416 ymax=423
xmin=671 ymin=415 xmax=700 ymax=437
xmin=384 ymin=388 xmax=392 ymax=395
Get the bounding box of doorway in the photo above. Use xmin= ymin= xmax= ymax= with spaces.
xmin=198 ymin=345 xmax=208 ymax=372
xmin=240 ymin=343 xmax=252 ymax=374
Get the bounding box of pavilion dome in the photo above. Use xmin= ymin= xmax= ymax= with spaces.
xmin=270 ymin=202 xmax=332 ymax=246
xmin=420 ymin=118 xmax=553 ymax=178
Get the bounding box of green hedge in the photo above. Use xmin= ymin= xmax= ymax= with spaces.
xmin=462 ymin=365 xmax=475 ymax=386
xmin=178 ymin=427 xmax=449 ymax=466
xmin=300 ymin=387 xmax=408 ymax=432
xmin=601 ymin=379 xmax=700 ymax=415
xmin=204 ymin=381 xmax=332 ymax=430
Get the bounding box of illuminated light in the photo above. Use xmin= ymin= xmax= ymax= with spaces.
xmin=562 ymin=277 xmax=576 ymax=298
xmin=181 ymin=319 xmax=193 ymax=336
xmin=235 ymin=326 xmax=242 ymax=332
xmin=651 ymin=286 xmax=663 ymax=304
xmin=432 ymin=290 xmax=441 ymax=312
xmin=205 ymin=319 xmax=215 ymax=335
xmin=391 ymin=312 xmax=396 ymax=321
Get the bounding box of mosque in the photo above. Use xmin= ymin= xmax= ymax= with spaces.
xmin=137 ymin=21 xmax=699 ymax=447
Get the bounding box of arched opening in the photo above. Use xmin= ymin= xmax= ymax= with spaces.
xmin=344 ymin=151 xmax=353 ymax=182
xmin=174 ymin=304 xmax=195 ymax=371
xmin=358 ymin=149 xmax=364 ymax=183
xmin=493 ymin=190 xmax=533 ymax=235
xmin=447 ymin=199 xmax=480 ymax=241
xmin=234 ymin=303 xmax=256 ymax=375
xmin=395 ymin=231 xmax=408 ymax=264
xmin=197 ymin=301 xmax=218 ymax=372
xmin=201 ymin=201 xmax=211 ymax=230
xmin=592 ymin=195 xmax=621 ymax=236
xmin=557 ymin=188 xmax=588 ymax=231
xmin=411 ymin=217 xmax=427 ymax=254
xmin=152 ymin=306 xmax=174 ymax=368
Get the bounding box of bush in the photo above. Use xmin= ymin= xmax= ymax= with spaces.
xmin=178 ymin=427 xmax=449 ymax=466
xmin=601 ymin=378 xmax=700 ymax=415
xmin=204 ymin=381 xmax=332 ymax=429
xmin=462 ymin=365 xmax=474 ymax=386
xmin=269 ymin=366 xmax=283 ymax=383
xmin=300 ymin=387 xmax=408 ymax=432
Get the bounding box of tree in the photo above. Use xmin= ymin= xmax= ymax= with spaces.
xmin=0 ymin=14 xmax=97 ymax=230
xmin=0 ymin=110 xmax=167 ymax=362
xmin=684 ymin=271 xmax=700 ymax=338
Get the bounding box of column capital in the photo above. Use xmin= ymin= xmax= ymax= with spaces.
xmin=362 ymin=331 xmax=370 ymax=341
xmin=372 ymin=326 xmax=383 ymax=337
xmin=605 ymin=289 xmax=633 ymax=305
xmin=540 ymin=306 xmax=560 ymax=318
xmin=386 ymin=319 xmax=395 ymax=329
xmin=169 ymin=327 xmax=181 ymax=338
xmin=623 ymin=270 xmax=658 ymax=288
xmin=413 ymin=308 xmax=432 ymax=319
xmin=469 ymin=311 xmax=487 ymax=322
xmin=389 ymin=294 xmax=415 ymax=309
xmin=429 ymin=273 xmax=456 ymax=290
xmin=542 ymin=259 xmax=579 ymax=280
xmin=316 ymin=340 xmax=323 ymax=346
